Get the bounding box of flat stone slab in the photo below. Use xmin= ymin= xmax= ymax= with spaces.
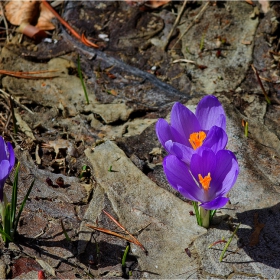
xmin=84 ymin=141 xmax=206 ymax=278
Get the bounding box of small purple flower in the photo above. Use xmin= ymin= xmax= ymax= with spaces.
xmin=0 ymin=137 xmax=15 ymax=202
xmin=163 ymin=148 xmax=239 ymax=210
xmin=156 ymin=95 xmax=227 ymax=164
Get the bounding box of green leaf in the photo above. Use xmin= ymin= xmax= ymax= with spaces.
xmin=122 ymin=244 xmax=130 ymax=268
xmin=4 ymin=203 xmax=11 ymax=242
xmin=77 ymin=55 xmax=89 ymax=105
xmin=61 ymin=219 xmax=71 ymax=242
xmin=10 ymin=163 xmax=20 ymax=229
xmin=13 ymin=179 xmax=35 ymax=235
xmin=210 ymin=209 xmax=216 ymax=221
xmin=192 ymin=201 xmax=202 ymax=226
xmin=219 ymin=223 xmax=241 ymax=262
xmin=0 ymin=228 xmax=12 ymax=242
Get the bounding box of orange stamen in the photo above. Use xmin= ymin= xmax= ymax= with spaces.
xmin=189 ymin=131 xmax=206 ymax=150
xmin=198 ymin=173 xmax=211 ymax=191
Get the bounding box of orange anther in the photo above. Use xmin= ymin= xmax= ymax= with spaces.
xmin=198 ymin=173 xmax=211 ymax=191
xmin=189 ymin=131 xmax=206 ymax=150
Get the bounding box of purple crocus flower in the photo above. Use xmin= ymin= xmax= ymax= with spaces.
xmin=156 ymin=95 xmax=227 ymax=164
xmin=0 ymin=136 xmax=15 ymax=202
xmin=163 ymin=148 xmax=239 ymax=210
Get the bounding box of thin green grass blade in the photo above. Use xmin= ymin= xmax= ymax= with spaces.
xmin=210 ymin=209 xmax=216 ymax=221
xmin=60 ymin=219 xmax=71 ymax=241
xmin=10 ymin=162 xmax=20 ymax=229
xmin=0 ymin=228 xmax=12 ymax=242
xmin=122 ymin=244 xmax=130 ymax=268
xmin=244 ymin=122 xmax=248 ymax=137
xmin=77 ymin=55 xmax=89 ymax=104
xmin=4 ymin=203 xmax=11 ymax=242
xmin=219 ymin=223 xmax=241 ymax=262
xmin=14 ymin=179 xmax=35 ymax=233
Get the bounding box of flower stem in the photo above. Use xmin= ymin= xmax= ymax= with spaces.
xmin=199 ymin=207 xmax=210 ymax=228
xmin=192 ymin=201 xmax=202 ymax=226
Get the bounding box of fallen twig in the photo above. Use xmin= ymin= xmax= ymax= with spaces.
xmin=163 ymin=0 xmax=188 ymax=51
xmin=102 ymin=210 xmax=148 ymax=254
xmin=42 ymin=0 xmax=99 ymax=48
xmin=86 ymin=210 xmax=148 ymax=255
xmin=173 ymin=59 xmax=207 ymax=69
xmin=0 ymin=69 xmax=59 ymax=79
xmin=86 ymin=224 xmax=138 ymax=245
xmin=172 ymin=2 xmax=209 ymax=51
xmin=0 ymin=89 xmax=34 ymax=115
xmin=251 ymin=64 xmax=271 ymax=104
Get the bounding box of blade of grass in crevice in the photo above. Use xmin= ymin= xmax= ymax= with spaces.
xmin=122 ymin=243 xmax=130 ymax=278
xmin=0 ymin=228 xmax=12 ymax=242
xmin=4 ymin=203 xmax=11 ymax=242
xmin=13 ymin=179 xmax=35 ymax=238
xmin=10 ymin=162 xmax=20 ymax=230
xmin=122 ymin=243 xmax=130 ymax=268
xmin=219 ymin=223 xmax=241 ymax=262
xmin=77 ymin=55 xmax=89 ymax=104
xmin=244 ymin=122 xmax=248 ymax=137
xmin=61 ymin=219 xmax=71 ymax=241
xmin=210 ymin=209 xmax=216 ymax=222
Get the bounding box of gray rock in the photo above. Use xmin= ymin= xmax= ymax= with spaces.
xmin=84 ymin=141 xmax=206 ymax=278
xmin=178 ymin=1 xmax=258 ymax=94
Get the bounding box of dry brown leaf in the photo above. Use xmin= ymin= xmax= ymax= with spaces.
xmin=36 ymin=2 xmax=56 ymax=30
xmin=145 ymin=0 xmax=170 ymax=8
xmin=5 ymin=0 xmax=55 ymax=30
xmin=5 ymin=0 xmax=40 ymax=25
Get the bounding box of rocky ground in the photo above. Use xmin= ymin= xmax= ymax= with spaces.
xmin=0 ymin=1 xmax=280 ymax=279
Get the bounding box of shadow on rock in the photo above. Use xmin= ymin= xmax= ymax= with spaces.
xmin=15 ymin=235 xmax=139 ymax=277
xmin=235 ymin=202 xmax=280 ymax=269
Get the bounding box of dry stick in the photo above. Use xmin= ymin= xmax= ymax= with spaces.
xmin=0 ymin=2 xmax=9 ymax=40
xmin=251 ymin=64 xmax=271 ymax=104
xmin=86 ymin=224 xmax=136 ymax=244
xmin=4 ymin=113 xmax=11 ymax=132
xmin=41 ymin=0 xmax=98 ymax=48
xmin=163 ymin=0 xmax=188 ymax=51
xmin=102 ymin=210 xmax=148 ymax=254
xmin=0 ymin=89 xmax=34 ymax=115
xmin=171 ymin=2 xmax=209 ymax=51
xmin=0 ymin=70 xmax=58 ymax=75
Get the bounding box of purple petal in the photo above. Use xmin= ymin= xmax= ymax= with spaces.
xmin=0 ymin=137 xmax=8 ymax=162
xmin=7 ymin=142 xmax=15 ymax=171
xmin=190 ymin=148 xmax=216 ymax=181
xmin=210 ymin=150 xmax=239 ymax=198
xmin=203 ymin=126 xmax=228 ymax=153
xmin=170 ymin=102 xmax=201 ymax=145
xmin=0 ymin=160 xmax=10 ymax=181
xmin=200 ymin=196 xmax=229 ymax=210
xmin=163 ymin=155 xmax=203 ymax=202
xmin=165 ymin=141 xmax=194 ymax=165
xmin=195 ymin=95 xmax=226 ymax=131
xmin=155 ymin=119 xmax=173 ymax=150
